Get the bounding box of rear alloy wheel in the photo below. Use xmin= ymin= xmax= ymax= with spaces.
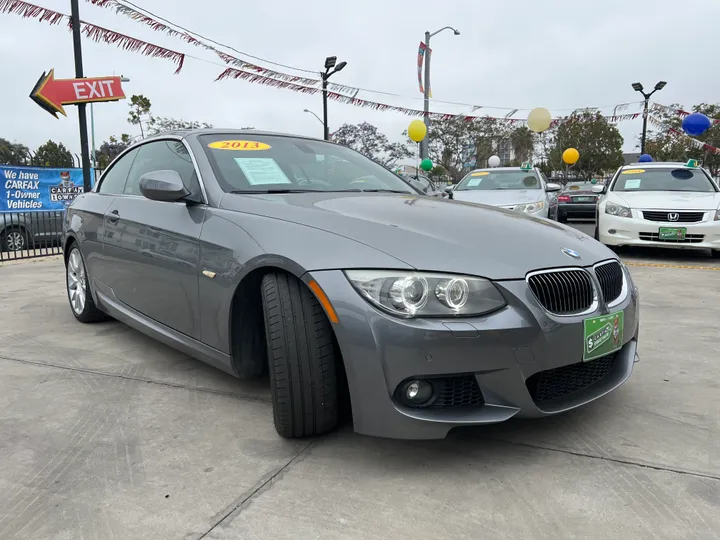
xmin=2 ymin=227 xmax=27 ymax=252
xmin=66 ymin=246 xmax=108 ymax=323
xmin=260 ymin=272 xmax=339 ymax=438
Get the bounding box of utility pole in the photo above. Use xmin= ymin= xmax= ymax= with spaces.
xmin=419 ymin=26 xmax=460 ymax=160
xmin=70 ymin=0 xmax=92 ymax=193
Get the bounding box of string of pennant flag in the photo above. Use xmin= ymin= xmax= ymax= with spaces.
xmin=647 ymin=115 xmax=720 ymax=155
xmin=0 ymin=0 xmax=651 ymax=125
xmin=651 ymin=103 xmax=720 ymax=125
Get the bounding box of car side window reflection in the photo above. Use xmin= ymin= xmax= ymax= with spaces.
xmin=123 ymin=140 xmax=200 ymax=199
xmin=97 ymin=148 xmax=139 ymax=195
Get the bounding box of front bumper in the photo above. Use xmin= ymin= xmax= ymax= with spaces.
xmin=599 ymin=212 xmax=720 ymax=250
xmin=306 ymin=268 xmax=640 ymax=440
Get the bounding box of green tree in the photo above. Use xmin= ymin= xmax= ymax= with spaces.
xmin=646 ymin=102 xmax=720 ymax=177
xmin=147 ymin=117 xmax=214 ymax=136
xmin=424 ymin=117 xmax=510 ymax=181
xmin=549 ymin=111 xmax=624 ymax=180
xmin=96 ymin=134 xmax=132 ymax=169
xmin=128 ymin=94 xmax=152 ymax=138
xmin=333 ymin=122 xmax=412 ymax=167
xmin=509 ymin=126 xmax=535 ymax=163
xmin=33 ymin=140 xmax=74 ymax=168
xmin=0 ymin=138 xmax=30 ymax=165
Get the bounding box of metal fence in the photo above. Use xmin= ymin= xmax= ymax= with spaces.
xmin=0 ymin=211 xmax=64 ymax=262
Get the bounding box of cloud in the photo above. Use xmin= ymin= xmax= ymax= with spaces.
xmin=2 ymin=0 xmax=719 ymax=157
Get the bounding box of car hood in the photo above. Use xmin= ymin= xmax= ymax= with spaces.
xmin=611 ymin=191 xmax=720 ymax=210
xmin=220 ymin=193 xmax=614 ymax=280
xmin=451 ymin=189 xmax=544 ymax=207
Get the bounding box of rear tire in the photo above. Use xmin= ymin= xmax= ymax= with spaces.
xmin=712 ymin=250 xmax=720 ymax=259
xmin=65 ymin=245 xmax=108 ymax=323
xmin=558 ymin=213 xmax=567 ymax=223
xmin=260 ymin=272 xmax=339 ymax=438
xmin=1 ymin=227 xmax=27 ymax=252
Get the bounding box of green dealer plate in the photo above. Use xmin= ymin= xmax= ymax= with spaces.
xmin=658 ymin=227 xmax=686 ymax=241
xmin=583 ymin=311 xmax=624 ymax=362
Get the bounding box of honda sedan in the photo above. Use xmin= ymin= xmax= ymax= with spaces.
xmin=63 ymin=130 xmax=640 ymax=440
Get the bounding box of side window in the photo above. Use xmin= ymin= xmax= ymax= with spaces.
xmin=123 ymin=140 xmax=200 ymax=199
xmin=98 ymin=148 xmax=139 ymax=194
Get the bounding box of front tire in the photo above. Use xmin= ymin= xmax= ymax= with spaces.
xmin=65 ymin=245 xmax=108 ymax=323
xmin=260 ymin=272 xmax=339 ymax=438
xmin=2 ymin=227 xmax=27 ymax=252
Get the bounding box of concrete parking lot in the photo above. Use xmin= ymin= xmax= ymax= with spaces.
xmin=1 ymin=226 xmax=719 ymax=540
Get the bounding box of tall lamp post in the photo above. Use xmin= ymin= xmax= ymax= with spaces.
xmin=420 ymin=26 xmax=460 ymax=160
xmin=321 ymin=56 xmax=347 ymax=141
xmin=303 ymin=108 xmax=325 ymax=136
xmin=90 ymin=75 xmax=130 ymax=167
xmin=632 ymin=80 xmax=666 ymax=154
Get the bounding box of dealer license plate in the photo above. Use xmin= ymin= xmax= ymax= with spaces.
xmin=583 ymin=311 xmax=624 ymax=362
xmin=574 ymin=196 xmax=594 ymax=202
xmin=658 ymin=227 xmax=686 ymax=241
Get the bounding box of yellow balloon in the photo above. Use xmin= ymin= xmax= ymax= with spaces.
xmin=408 ymin=119 xmax=427 ymax=142
xmin=563 ymin=147 xmax=580 ymax=165
xmin=527 ymin=107 xmax=552 ymax=133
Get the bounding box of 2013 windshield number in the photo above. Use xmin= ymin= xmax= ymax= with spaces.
xmin=219 ymin=141 xmax=261 ymax=150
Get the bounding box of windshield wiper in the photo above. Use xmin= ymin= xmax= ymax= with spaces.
xmin=340 ymin=188 xmax=410 ymax=193
xmin=229 ymin=188 xmax=322 ymax=194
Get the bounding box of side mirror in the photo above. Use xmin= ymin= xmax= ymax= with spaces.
xmin=546 ymin=182 xmax=562 ymax=192
xmin=444 ymin=186 xmax=454 ymax=194
xmin=591 ymin=184 xmax=605 ymax=194
xmin=139 ymin=170 xmax=190 ymax=202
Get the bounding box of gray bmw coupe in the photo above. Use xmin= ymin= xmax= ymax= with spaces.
xmin=63 ymin=129 xmax=640 ymax=440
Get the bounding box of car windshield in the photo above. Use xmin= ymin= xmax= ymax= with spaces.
xmin=455 ymin=170 xmax=541 ymax=191
xmin=612 ymin=167 xmax=717 ymax=192
xmin=199 ymin=134 xmax=418 ymax=194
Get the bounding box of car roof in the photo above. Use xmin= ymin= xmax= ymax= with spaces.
xmin=144 ymin=128 xmax=323 ymax=143
xmin=467 ymin=167 xmax=538 ymax=173
xmin=620 ymin=161 xmax=695 ymax=169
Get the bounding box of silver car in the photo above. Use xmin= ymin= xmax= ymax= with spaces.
xmin=63 ymin=129 xmax=640 ymax=440
xmin=449 ymin=166 xmax=562 ymax=219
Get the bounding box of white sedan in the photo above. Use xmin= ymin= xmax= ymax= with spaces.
xmin=593 ymin=161 xmax=720 ymax=257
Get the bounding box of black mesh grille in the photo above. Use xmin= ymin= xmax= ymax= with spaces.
xmin=395 ymin=375 xmax=485 ymax=409
xmin=642 ymin=211 xmax=705 ymax=223
xmin=526 ymin=354 xmax=616 ymax=404
xmin=594 ymin=261 xmax=624 ymax=304
xmin=527 ymin=270 xmax=595 ymax=315
xmin=430 ymin=376 xmax=484 ymax=409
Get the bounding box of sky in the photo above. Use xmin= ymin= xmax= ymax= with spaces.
xmin=2 ymin=0 xmax=720 ymax=161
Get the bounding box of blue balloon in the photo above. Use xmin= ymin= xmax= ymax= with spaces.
xmin=638 ymin=154 xmax=653 ymax=163
xmin=682 ymin=113 xmax=712 ymax=137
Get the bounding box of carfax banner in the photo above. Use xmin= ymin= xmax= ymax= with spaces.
xmin=1 ymin=166 xmax=94 ymax=212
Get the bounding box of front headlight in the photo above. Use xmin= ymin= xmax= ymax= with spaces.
xmin=605 ymin=202 xmax=632 ymax=218
xmin=344 ymin=270 xmax=507 ymax=318
xmin=714 ymin=209 xmax=720 ymax=221
xmin=514 ymin=201 xmax=545 ymax=213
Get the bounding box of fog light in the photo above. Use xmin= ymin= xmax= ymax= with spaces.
xmin=608 ymin=229 xmax=617 ymax=234
xmin=403 ymin=379 xmax=433 ymax=405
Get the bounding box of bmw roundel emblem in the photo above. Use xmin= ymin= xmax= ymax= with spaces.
xmin=561 ymin=247 xmax=582 ymax=260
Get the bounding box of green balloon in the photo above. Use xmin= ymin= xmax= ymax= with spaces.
xmin=590 ymin=178 xmax=597 ymax=184
xmin=420 ymin=159 xmax=433 ymax=172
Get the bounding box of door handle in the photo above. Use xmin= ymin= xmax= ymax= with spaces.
xmin=107 ymin=209 xmax=120 ymax=223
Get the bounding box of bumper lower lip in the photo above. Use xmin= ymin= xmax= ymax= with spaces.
xmin=598 ymin=212 xmax=720 ymax=250
xmin=306 ymin=269 xmax=641 ymax=440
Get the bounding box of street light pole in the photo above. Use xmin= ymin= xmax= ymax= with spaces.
xmin=70 ymin=0 xmax=92 ymax=193
xmin=303 ymin=109 xmax=325 ymax=136
xmin=632 ymin=81 xmax=667 ymax=154
xmin=321 ymin=56 xmax=347 ymax=141
xmin=420 ymin=26 xmax=460 ymax=160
